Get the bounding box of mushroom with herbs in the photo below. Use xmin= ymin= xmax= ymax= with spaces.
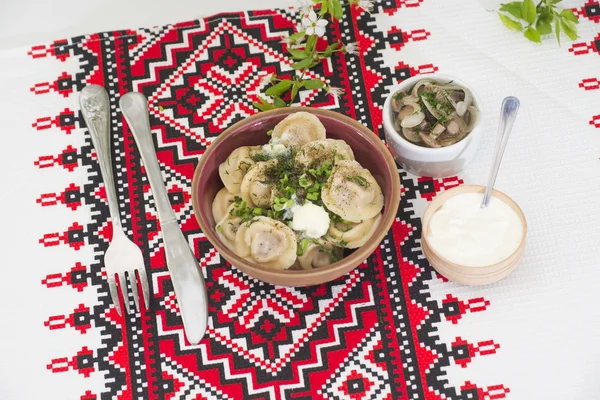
xmin=390 ymin=79 xmax=478 ymax=148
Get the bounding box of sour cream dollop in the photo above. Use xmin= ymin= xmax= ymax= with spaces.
xmin=262 ymin=143 xmax=288 ymax=158
xmin=289 ymin=202 xmax=330 ymax=238
xmin=427 ymin=193 xmax=523 ymax=267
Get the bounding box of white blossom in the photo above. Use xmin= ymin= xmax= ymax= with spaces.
xmin=301 ymin=10 xmax=328 ymax=37
xmin=326 ymin=86 xmax=344 ymax=99
xmin=358 ymin=0 xmax=374 ymax=13
xmin=296 ymin=0 xmax=313 ymax=16
xmin=344 ymin=42 xmax=359 ymax=55
xmin=261 ymin=74 xmax=273 ymax=86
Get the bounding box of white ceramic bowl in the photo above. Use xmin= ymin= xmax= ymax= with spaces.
xmin=382 ymin=73 xmax=484 ymax=178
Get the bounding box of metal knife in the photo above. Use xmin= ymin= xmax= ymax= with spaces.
xmin=120 ymin=92 xmax=208 ymax=345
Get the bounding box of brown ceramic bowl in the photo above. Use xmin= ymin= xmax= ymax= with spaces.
xmin=192 ymin=107 xmax=401 ymax=286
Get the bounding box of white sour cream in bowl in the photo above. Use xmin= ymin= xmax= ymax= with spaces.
xmin=427 ymin=192 xmax=523 ymax=267
xmin=421 ymin=185 xmax=527 ymax=285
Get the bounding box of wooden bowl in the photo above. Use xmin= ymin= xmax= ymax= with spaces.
xmin=421 ymin=185 xmax=527 ymax=286
xmin=192 ymin=107 xmax=401 ymax=286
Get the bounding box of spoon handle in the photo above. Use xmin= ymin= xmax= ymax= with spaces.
xmin=482 ymin=96 xmax=520 ymax=208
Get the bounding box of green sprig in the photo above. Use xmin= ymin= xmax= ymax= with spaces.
xmin=498 ymin=0 xmax=579 ymax=44
xmin=254 ymin=0 xmax=360 ymax=110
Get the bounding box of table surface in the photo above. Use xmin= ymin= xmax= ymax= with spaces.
xmin=1 ymin=0 xmax=600 ymax=399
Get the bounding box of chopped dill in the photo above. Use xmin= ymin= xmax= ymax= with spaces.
xmin=250 ymin=152 xmax=271 ymax=162
xmin=346 ymin=175 xmax=369 ymax=188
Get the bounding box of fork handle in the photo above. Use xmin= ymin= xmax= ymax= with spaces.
xmin=120 ymin=92 xmax=208 ymax=345
xmin=80 ymin=85 xmax=122 ymax=229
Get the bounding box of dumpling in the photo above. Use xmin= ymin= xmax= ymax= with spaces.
xmin=240 ymin=160 xmax=275 ymax=208
xmin=215 ymin=204 xmax=243 ymax=250
xmin=321 ymin=160 xmax=383 ymax=223
xmin=271 ymin=112 xmax=326 ymax=147
xmin=297 ymin=239 xmax=343 ymax=270
xmin=235 ymin=216 xmax=297 ymax=270
xmin=295 ymin=139 xmax=355 ymax=168
xmin=219 ymin=146 xmax=261 ymax=194
xmin=212 ymin=187 xmax=235 ymax=222
xmin=327 ymin=213 xmax=382 ymax=249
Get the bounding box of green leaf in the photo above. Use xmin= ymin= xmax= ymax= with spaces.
xmin=560 ymin=9 xmax=579 ymax=24
xmin=536 ymin=19 xmax=552 ymax=35
xmin=521 ymin=0 xmax=537 ymax=24
xmin=265 ymin=80 xmax=293 ymax=97
xmin=252 ymin=100 xmax=275 ymax=111
xmin=319 ymin=1 xmax=328 ymax=15
xmin=548 ymin=0 xmax=562 ymax=5
xmin=560 ymin=19 xmax=578 ymax=40
xmin=288 ymin=48 xmax=307 ymax=60
xmin=499 ymin=2 xmax=523 ymax=19
xmin=292 ymin=57 xmax=313 ymax=70
xmin=305 ymin=35 xmax=317 ymax=54
xmin=332 ymin=0 xmax=343 ymax=19
xmin=319 ymin=41 xmax=340 ymax=58
xmin=291 ymin=84 xmax=300 ymax=103
xmin=538 ymin=6 xmax=554 ymax=23
xmin=523 ymin=26 xmax=541 ymax=42
xmin=288 ymin=31 xmax=306 ymax=42
xmin=555 ymin=18 xmax=561 ymax=44
xmin=499 ymin=14 xmax=524 ymax=31
xmin=273 ymin=97 xmax=287 ymax=108
xmin=303 ymin=79 xmax=325 ymax=89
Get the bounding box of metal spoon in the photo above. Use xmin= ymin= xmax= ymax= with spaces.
xmin=481 ymin=96 xmax=520 ymax=208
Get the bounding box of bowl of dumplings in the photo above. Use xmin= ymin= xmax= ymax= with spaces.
xmin=192 ymin=107 xmax=401 ymax=286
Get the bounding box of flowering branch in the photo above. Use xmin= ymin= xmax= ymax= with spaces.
xmin=253 ymin=0 xmax=372 ymax=111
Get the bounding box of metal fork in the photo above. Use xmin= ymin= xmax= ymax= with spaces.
xmin=80 ymin=85 xmax=150 ymax=316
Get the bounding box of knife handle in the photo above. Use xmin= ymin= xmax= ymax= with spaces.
xmin=120 ymin=92 xmax=208 ymax=344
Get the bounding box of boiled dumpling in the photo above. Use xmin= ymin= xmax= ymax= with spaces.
xmin=212 ymin=187 xmax=235 ymax=222
xmin=271 ymin=112 xmax=326 ymax=147
xmin=235 ymin=216 xmax=297 ymax=270
xmin=321 ymin=160 xmax=383 ymax=223
xmin=327 ymin=213 xmax=382 ymax=249
xmin=297 ymin=239 xmax=343 ymax=270
xmin=296 ymin=139 xmax=355 ymax=168
xmin=240 ymin=160 xmax=275 ymax=208
xmin=218 ymin=146 xmax=261 ymax=194
xmin=216 ymin=204 xmax=243 ymax=250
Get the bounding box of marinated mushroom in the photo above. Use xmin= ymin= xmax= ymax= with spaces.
xmin=419 ymin=132 xmax=441 ymax=148
xmin=402 ymin=127 xmax=422 ymax=143
xmin=390 ymin=79 xmax=478 ymax=148
xmin=399 ymin=101 xmax=425 ymax=128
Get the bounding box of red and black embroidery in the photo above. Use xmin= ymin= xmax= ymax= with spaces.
xmin=30 ymin=2 xmax=509 ymax=399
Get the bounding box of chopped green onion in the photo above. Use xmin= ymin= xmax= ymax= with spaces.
xmin=297 ymin=238 xmax=310 ymax=256
xmin=253 ymin=208 xmax=263 ymax=215
xmin=306 ymin=192 xmax=319 ymax=201
xmin=299 ymin=173 xmax=311 ymax=188
xmin=266 ymin=129 xmax=273 ymax=136
xmin=273 ymin=202 xmax=285 ymax=211
xmin=280 ymin=173 xmax=289 ymax=186
xmin=216 ymin=225 xmax=223 ymax=231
